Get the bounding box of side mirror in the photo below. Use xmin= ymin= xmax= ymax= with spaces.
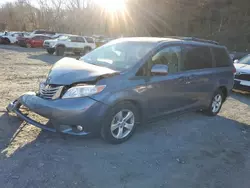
xmin=151 ymin=64 xmax=168 ymax=76
xmin=234 ymin=59 xmax=239 ymax=64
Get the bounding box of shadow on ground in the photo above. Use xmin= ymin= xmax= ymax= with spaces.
xmin=28 ymin=53 xmax=81 ymax=64
xmin=28 ymin=54 xmax=63 ymax=64
xmin=1 ymin=109 xmax=250 ymax=187
xmin=0 ymin=44 xmax=44 ymax=53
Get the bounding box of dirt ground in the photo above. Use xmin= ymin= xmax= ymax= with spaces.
xmin=1 ymin=45 xmax=250 ymax=188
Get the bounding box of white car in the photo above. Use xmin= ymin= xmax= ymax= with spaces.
xmin=43 ymin=35 xmax=96 ymax=56
xmin=0 ymin=32 xmax=26 ymax=44
xmin=234 ymin=54 xmax=250 ymax=92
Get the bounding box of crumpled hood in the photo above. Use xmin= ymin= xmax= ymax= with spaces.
xmin=234 ymin=63 xmax=250 ymax=74
xmin=46 ymin=57 xmax=118 ymax=85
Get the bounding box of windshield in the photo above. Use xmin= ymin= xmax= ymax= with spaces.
xmin=80 ymin=40 xmax=156 ymax=71
xmin=238 ymin=55 xmax=250 ymax=65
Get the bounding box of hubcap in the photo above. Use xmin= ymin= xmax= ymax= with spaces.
xmin=211 ymin=94 xmax=222 ymax=113
xmin=110 ymin=110 xmax=135 ymax=139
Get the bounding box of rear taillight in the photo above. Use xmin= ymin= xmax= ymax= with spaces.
xmin=232 ymin=66 xmax=236 ymax=74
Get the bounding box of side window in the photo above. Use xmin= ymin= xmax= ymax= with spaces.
xmin=183 ymin=46 xmax=213 ymax=71
xmin=35 ymin=31 xmax=44 ymax=34
xmin=45 ymin=31 xmax=55 ymax=35
xmin=212 ymin=47 xmax=231 ymax=67
xmin=70 ymin=37 xmax=77 ymax=42
xmin=76 ymin=37 xmax=85 ymax=43
xmin=150 ymin=46 xmax=181 ymax=74
xmin=85 ymin=37 xmax=94 ymax=43
xmin=32 ymin=36 xmax=40 ymax=40
xmin=44 ymin=36 xmax=51 ymax=40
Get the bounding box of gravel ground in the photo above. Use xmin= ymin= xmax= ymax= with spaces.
xmin=0 ymin=45 xmax=250 ymax=188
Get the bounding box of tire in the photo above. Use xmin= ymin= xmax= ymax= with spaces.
xmin=83 ymin=47 xmax=92 ymax=55
xmin=101 ymin=102 xmax=139 ymax=144
xmin=3 ymin=38 xmax=10 ymax=45
xmin=56 ymin=46 xmax=65 ymax=56
xmin=205 ymin=89 xmax=224 ymax=116
xmin=47 ymin=49 xmax=55 ymax=55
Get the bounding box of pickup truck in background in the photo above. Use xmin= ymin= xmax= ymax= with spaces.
xmin=43 ymin=35 xmax=96 ymax=56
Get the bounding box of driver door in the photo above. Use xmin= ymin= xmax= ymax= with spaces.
xmin=144 ymin=45 xmax=197 ymax=118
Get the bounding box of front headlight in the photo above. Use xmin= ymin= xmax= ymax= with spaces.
xmin=62 ymin=85 xmax=106 ymax=99
xmin=49 ymin=42 xmax=56 ymax=47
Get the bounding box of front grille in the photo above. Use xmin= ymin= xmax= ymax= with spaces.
xmin=235 ymin=73 xmax=250 ymax=81
xmin=44 ymin=42 xmax=50 ymax=45
xmin=39 ymin=84 xmax=62 ymax=99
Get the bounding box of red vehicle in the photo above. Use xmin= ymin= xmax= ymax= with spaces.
xmin=18 ymin=34 xmax=51 ymax=48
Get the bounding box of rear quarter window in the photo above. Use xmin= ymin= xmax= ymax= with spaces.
xmin=183 ymin=45 xmax=213 ymax=71
xmin=212 ymin=47 xmax=231 ymax=67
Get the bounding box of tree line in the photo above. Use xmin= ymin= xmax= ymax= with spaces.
xmin=0 ymin=0 xmax=249 ymax=51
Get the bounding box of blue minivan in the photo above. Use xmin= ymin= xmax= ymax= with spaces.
xmin=7 ymin=37 xmax=235 ymax=144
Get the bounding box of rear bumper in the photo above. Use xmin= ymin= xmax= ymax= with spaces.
xmin=7 ymin=92 xmax=109 ymax=135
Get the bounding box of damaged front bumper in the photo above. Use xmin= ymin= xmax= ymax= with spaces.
xmin=7 ymin=92 xmax=108 ymax=136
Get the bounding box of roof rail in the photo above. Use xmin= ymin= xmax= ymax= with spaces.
xmin=165 ymin=36 xmax=219 ymax=45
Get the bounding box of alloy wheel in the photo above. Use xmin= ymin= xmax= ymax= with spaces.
xmin=110 ymin=110 xmax=135 ymax=139
xmin=211 ymin=94 xmax=222 ymax=113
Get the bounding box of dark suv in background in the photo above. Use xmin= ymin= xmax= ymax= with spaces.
xmin=7 ymin=37 xmax=234 ymax=144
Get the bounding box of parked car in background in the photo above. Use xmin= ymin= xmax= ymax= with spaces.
xmin=43 ymin=35 xmax=96 ymax=56
xmin=0 ymin=32 xmax=26 ymax=44
xmin=18 ymin=34 xmax=52 ymax=48
xmin=234 ymin=54 xmax=250 ymax=92
xmin=230 ymin=51 xmax=249 ymax=61
xmin=50 ymin=33 xmax=69 ymax=39
xmin=8 ymin=37 xmax=234 ymax=144
xmin=29 ymin=30 xmax=56 ymax=37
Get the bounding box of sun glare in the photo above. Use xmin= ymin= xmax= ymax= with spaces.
xmin=94 ymin=0 xmax=126 ymax=12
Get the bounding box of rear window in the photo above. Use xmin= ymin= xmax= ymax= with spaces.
xmin=85 ymin=37 xmax=94 ymax=43
xmin=34 ymin=31 xmax=45 ymax=34
xmin=76 ymin=37 xmax=85 ymax=43
xmin=213 ymin=47 xmax=231 ymax=67
xmin=34 ymin=31 xmax=55 ymax=35
xmin=183 ymin=45 xmax=213 ymax=70
xmin=45 ymin=31 xmax=56 ymax=35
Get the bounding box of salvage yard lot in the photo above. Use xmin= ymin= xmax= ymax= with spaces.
xmin=0 ymin=45 xmax=250 ymax=188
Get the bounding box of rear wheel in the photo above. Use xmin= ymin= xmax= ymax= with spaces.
xmin=47 ymin=49 xmax=55 ymax=55
xmin=101 ymin=102 xmax=139 ymax=144
xmin=56 ymin=46 xmax=65 ymax=56
xmin=205 ymin=89 xmax=224 ymax=116
xmin=3 ymin=38 xmax=10 ymax=45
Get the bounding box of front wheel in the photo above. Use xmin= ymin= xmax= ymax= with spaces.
xmin=56 ymin=46 xmax=65 ymax=56
xmin=101 ymin=102 xmax=139 ymax=144
xmin=47 ymin=49 xmax=55 ymax=55
xmin=205 ymin=89 xmax=224 ymax=116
